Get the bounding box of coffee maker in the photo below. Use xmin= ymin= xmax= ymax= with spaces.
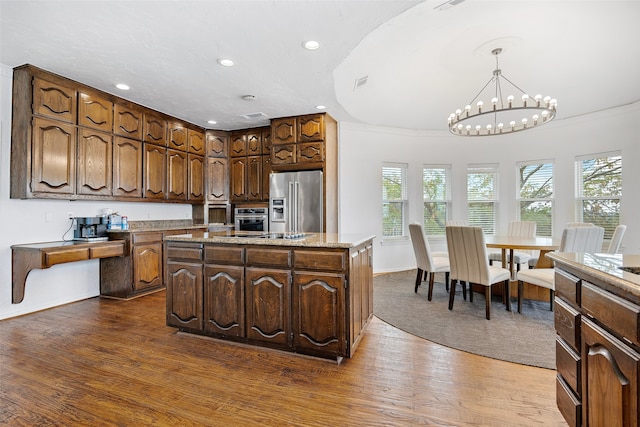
xmin=73 ymin=216 xmax=108 ymax=241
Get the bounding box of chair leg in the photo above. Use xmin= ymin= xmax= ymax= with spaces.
xmin=485 ymin=287 xmax=491 ymax=320
xmin=427 ymin=272 xmax=435 ymax=301
xmin=467 ymin=282 xmax=472 ymax=302
xmin=414 ymin=268 xmax=423 ymax=293
xmin=549 ymin=289 xmax=555 ymax=311
xmin=505 ymin=280 xmax=511 ymax=312
xmin=448 ymin=280 xmax=457 ymax=311
xmin=518 ymin=280 xmax=524 ymax=313
xmin=445 ymin=272 xmax=450 ymax=291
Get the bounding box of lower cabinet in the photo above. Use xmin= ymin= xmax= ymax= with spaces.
xmin=165 ymin=239 xmax=373 ymax=360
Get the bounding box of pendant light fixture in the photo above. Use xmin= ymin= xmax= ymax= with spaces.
xmin=448 ymin=48 xmax=557 ymax=136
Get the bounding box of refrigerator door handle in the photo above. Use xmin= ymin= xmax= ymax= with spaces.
xmin=293 ymin=181 xmax=300 ymax=233
xmin=288 ymin=181 xmax=294 ymax=233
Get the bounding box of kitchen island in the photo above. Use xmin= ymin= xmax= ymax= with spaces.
xmin=163 ymin=231 xmax=375 ymax=361
xmin=548 ymin=252 xmax=640 ymax=427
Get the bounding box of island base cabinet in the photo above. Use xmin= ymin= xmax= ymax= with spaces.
xmin=292 ymin=272 xmax=345 ymax=358
xmin=245 ymin=267 xmax=291 ymax=347
xmin=203 ymin=264 xmax=245 ymax=338
xmin=581 ymin=318 xmax=640 ymax=427
xmin=166 ymin=261 xmax=203 ymax=332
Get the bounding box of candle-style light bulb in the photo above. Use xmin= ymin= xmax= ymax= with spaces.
xmin=507 ymin=95 xmax=514 ymax=108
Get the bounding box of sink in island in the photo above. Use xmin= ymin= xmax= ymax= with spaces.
xmin=163 ymin=230 xmax=375 ymax=361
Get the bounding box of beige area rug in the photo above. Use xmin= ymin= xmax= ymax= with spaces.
xmin=373 ymin=269 xmax=556 ymax=369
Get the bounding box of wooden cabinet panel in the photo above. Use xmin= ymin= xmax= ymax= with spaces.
xmin=143 ymin=143 xmax=166 ymax=199
xmin=45 ymin=247 xmax=89 ymax=266
xmin=133 ymin=242 xmax=163 ymax=292
xmin=246 ymin=248 xmax=291 ymax=268
xmin=298 ymin=114 xmax=325 ymax=142
xmin=555 ymin=297 xmax=581 ymax=353
xmin=292 ymin=272 xmax=344 ymax=357
xmin=271 ymin=144 xmax=295 ymax=166
xmin=207 ymin=157 xmax=228 ymax=203
xmin=204 ymin=264 xmax=245 ymax=338
xmin=114 ymin=103 xmax=143 ymax=140
xmin=262 ymin=154 xmax=271 ymax=201
xmin=188 ymin=154 xmax=205 ymax=201
xmin=168 ymin=123 xmax=187 ymax=151
xmin=556 ymin=270 xmax=581 ymax=307
xmin=557 ymin=337 xmax=581 ymax=398
xmin=166 ymin=261 xmax=203 ymax=331
xmin=297 ymin=142 xmax=323 ymax=163
xmin=261 ymin=127 xmax=272 ymax=153
xmin=113 ymin=137 xmax=143 ymax=198
xmin=32 ymin=77 xmax=76 ymax=123
xmin=247 ymin=155 xmax=262 ymax=201
xmin=143 ymin=113 xmax=167 ymax=146
xmin=167 ymin=149 xmax=187 ymax=200
xmin=204 ymin=246 xmax=245 ymax=264
xmin=187 ymin=129 xmax=205 ymax=155
xmin=247 ymin=131 xmax=262 ymax=155
xmin=78 ymin=92 xmax=113 ymax=132
xmin=294 ymin=250 xmax=346 ymax=272
xmin=230 ymin=157 xmax=246 ymax=202
xmin=77 ymin=128 xmax=112 ymax=196
xmin=31 ymin=117 xmax=76 ymax=195
xmin=271 ymin=117 xmax=296 ymax=145
xmin=245 ymin=267 xmax=291 ymax=346
xmin=230 ymin=132 xmax=247 ymax=157
xmin=206 ymin=131 xmax=228 ymax=158
xmin=557 ymin=376 xmax=582 ymax=427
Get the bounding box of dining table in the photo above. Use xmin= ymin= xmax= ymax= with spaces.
xmin=484 ymin=235 xmax=561 ymax=280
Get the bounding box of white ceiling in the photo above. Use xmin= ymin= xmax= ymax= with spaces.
xmin=2 ymin=0 xmax=640 ymax=131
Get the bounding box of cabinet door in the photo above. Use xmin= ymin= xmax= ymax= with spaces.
xmin=246 ymin=155 xmax=262 ymax=201
xmin=246 ymin=131 xmax=262 ymax=155
xmin=245 ymin=267 xmax=291 ymax=346
xmin=167 ymin=149 xmax=187 ymax=200
xmin=582 ymin=318 xmax=640 ymax=427
xmin=78 ymin=92 xmax=113 ymax=132
xmin=271 ymin=144 xmax=295 ymax=166
xmin=349 ymin=244 xmax=373 ymax=351
xmin=32 ymin=77 xmax=77 ymax=123
xmin=187 ymin=129 xmax=205 ymax=155
xmin=133 ymin=242 xmax=163 ymax=292
xmin=168 ymin=123 xmax=187 ymax=151
xmin=77 ymin=128 xmax=112 ymax=196
xmin=271 ymin=117 xmax=296 ymax=145
xmin=292 ymin=272 xmax=345 ymax=357
xmin=298 ymin=114 xmax=325 ymax=142
xmin=262 ymin=154 xmax=271 ymax=201
xmin=207 ymin=157 xmax=228 ymax=203
xmin=188 ymin=154 xmax=205 ymax=201
xmin=143 ymin=113 xmax=167 ymax=146
xmin=31 ymin=117 xmax=76 ymax=195
xmin=166 ymin=261 xmax=203 ymax=331
xmin=297 ymin=142 xmax=323 ymax=164
xmin=113 ymin=137 xmax=143 ymax=198
xmin=230 ymin=157 xmax=247 ymax=202
xmin=204 ymin=264 xmax=245 ymax=338
xmin=230 ymin=132 xmax=247 ymax=157
xmin=206 ymin=131 xmax=228 ymax=158
xmin=261 ymin=127 xmax=272 ymax=153
xmin=143 ymin=143 xmax=166 ymax=199
xmin=114 ymin=103 xmax=143 ymax=140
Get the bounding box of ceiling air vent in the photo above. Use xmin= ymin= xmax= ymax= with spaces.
xmin=435 ymin=0 xmax=465 ymax=11
xmin=353 ymin=75 xmax=368 ymax=91
xmin=241 ymin=112 xmax=268 ymax=120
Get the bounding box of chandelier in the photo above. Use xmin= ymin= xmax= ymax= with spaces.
xmin=448 ymin=48 xmax=557 ymax=136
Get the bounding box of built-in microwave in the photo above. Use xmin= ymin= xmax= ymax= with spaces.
xmin=234 ymin=207 xmax=268 ymax=232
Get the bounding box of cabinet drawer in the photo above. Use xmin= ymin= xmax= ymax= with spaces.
xmin=556 ymin=337 xmax=581 ymax=396
xmin=294 ymin=250 xmax=346 ymax=272
xmin=45 ymin=248 xmax=89 ymax=266
xmin=555 ymin=297 xmax=581 ymax=352
xmin=555 ymin=270 xmax=581 ymax=307
xmin=90 ymin=243 xmax=124 ymax=258
xmin=556 ymin=375 xmax=581 ymax=427
xmin=246 ymin=248 xmax=291 ymax=268
xmin=205 ymin=246 xmax=244 ymax=265
xmin=582 ymin=281 xmax=640 ymax=347
xmin=166 ymin=244 xmax=202 ymax=261
xmin=133 ymin=232 xmax=163 ymax=244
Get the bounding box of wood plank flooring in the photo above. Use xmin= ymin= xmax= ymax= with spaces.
xmin=0 ymin=291 xmax=566 ymax=426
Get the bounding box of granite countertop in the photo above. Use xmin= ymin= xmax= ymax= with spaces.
xmin=547 ymin=252 xmax=640 ymax=299
xmin=164 ymin=230 xmax=376 ymax=249
xmin=107 ymin=219 xmax=209 ymax=233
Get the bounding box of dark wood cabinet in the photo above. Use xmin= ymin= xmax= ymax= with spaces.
xmin=188 ymin=154 xmax=205 ymax=201
xmin=78 ymin=92 xmax=113 ymax=133
xmin=168 ymin=122 xmax=188 ymax=151
xmin=167 ymin=149 xmax=187 ymax=200
xmin=246 ymin=155 xmax=262 ymax=201
xmin=133 ymin=238 xmax=163 ymax=292
xmin=206 ymin=130 xmax=228 ymax=158
xmin=113 ymin=137 xmax=143 ymax=198
xmin=270 ymin=113 xmax=333 ymax=171
xmin=204 ymin=264 xmax=245 ymax=338
xmin=245 ymin=267 xmax=291 ymax=347
xmin=230 ymin=157 xmax=247 ymax=202
xmin=32 ymin=77 xmax=76 ymax=123
xmin=230 ymin=132 xmax=247 ymax=157
xmin=143 ymin=143 xmax=166 ymax=199
xmin=166 ymin=261 xmax=203 ymax=331
xmin=246 ymin=131 xmax=262 ymax=155
xmin=262 ymin=154 xmax=271 ymax=201
xmin=271 ymin=117 xmax=296 ymax=145
xmin=114 ymin=102 xmax=143 ymax=140
xmin=143 ymin=113 xmax=167 ymax=146
xmin=298 ymin=114 xmax=325 ymax=142
xmin=187 ymin=129 xmax=205 ymax=156
xmin=77 ymin=128 xmax=112 ymax=196
xmin=229 ymin=127 xmax=269 ymax=202
xmin=207 ymin=157 xmax=228 ymax=203
xmin=31 ymin=117 xmax=76 ymax=195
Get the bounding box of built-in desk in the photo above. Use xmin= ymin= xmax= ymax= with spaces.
xmin=11 ymin=240 xmax=125 ymax=304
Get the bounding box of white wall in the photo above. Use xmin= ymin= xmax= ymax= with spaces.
xmin=338 ymin=102 xmax=640 ymax=273
xmin=0 ymin=64 xmax=191 ymax=319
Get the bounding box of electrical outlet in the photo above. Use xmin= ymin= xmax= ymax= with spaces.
xmin=67 ymin=212 xmax=74 ymax=219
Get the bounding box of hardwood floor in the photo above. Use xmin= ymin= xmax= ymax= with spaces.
xmin=0 ymin=291 xmax=566 ymax=426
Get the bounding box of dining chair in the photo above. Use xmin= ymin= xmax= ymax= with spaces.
xmin=527 ymin=221 xmax=596 ymax=268
xmin=607 ymin=224 xmax=626 ymax=254
xmin=488 ymin=221 xmax=536 ymax=271
xmin=409 ymin=223 xmax=450 ymax=300
xmin=446 ymin=226 xmax=511 ymax=320
xmin=516 ymin=226 xmax=605 ymax=312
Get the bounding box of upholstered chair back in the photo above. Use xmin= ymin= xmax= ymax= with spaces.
xmin=409 ymin=223 xmax=436 ymax=272
xmin=560 ymin=226 xmax=605 ymax=253
xmin=446 ymin=226 xmax=490 ymax=286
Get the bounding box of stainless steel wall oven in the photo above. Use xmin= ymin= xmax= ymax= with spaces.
xmin=234 ymin=207 xmax=268 ymax=232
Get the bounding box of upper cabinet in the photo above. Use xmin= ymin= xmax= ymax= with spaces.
xmin=206 ymin=130 xmax=228 ymax=158
xmin=271 ymin=117 xmax=296 ymax=145
xmin=270 ymin=113 xmax=335 ymax=171
xmin=10 ymin=64 xmax=205 ymax=205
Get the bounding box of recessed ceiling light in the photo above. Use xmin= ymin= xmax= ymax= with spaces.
xmin=303 ymin=40 xmax=320 ymax=51
xmin=115 ymin=83 xmax=130 ymax=90
xmin=217 ymin=58 xmax=235 ymax=67
xmin=315 ymin=105 xmax=326 ymax=110
xmin=207 ymin=120 xmax=217 ymax=125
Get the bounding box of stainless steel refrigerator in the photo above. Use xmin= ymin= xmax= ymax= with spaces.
xmin=269 ymin=170 xmax=323 ymax=233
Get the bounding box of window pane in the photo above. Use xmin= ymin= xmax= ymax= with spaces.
xmin=579 ymin=156 xmax=622 ymax=197
xmin=423 ymin=202 xmax=447 ymax=235
xmin=383 ymin=202 xmax=404 ymax=237
xmin=423 ymin=165 xmax=451 ymax=235
xmin=468 ymin=202 xmax=495 ymax=234
xmin=517 ymin=161 xmax=554 ymax=236
xmin=382 ymin=163 xmax=408 ymax=238
xmin=468 ymin=165 xmax=498 ymax=234
xmin=520 ymin=201 xmax=552 ymax=237
xmin=581 ymin=199 xmax=620 ymax=240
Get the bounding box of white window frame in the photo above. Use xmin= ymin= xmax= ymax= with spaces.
xmin=422 ymin=164 xmax=452 ymax=236
xmin=516 ymin=160 xmax=554 ymax=237
xmin=382 ymin=162 xmax=409 ymax=240
xmin=467 ymin=164 xmax=499 ymax=234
